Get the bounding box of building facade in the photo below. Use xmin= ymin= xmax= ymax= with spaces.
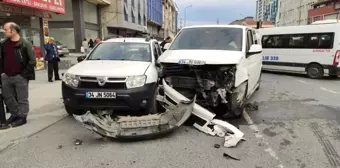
xmin=147 ymin=0 xmax=163 ymax=40
xmin=308 ymin=0 xmax=340 ymax=24
xmin=256 ymin=0 xmax=278 ymax=25
xmin=49 ymin=0 xmax=109 ymax=52
xmin=0 ymin=0 xmax=66 ymax=69
xmin=162 ymin=0 xmax=177 ymax=38
xmin=276 ymin=0 xmax=316 ymax=26
xmin=101 ymin=0 xmax=147 ymax=39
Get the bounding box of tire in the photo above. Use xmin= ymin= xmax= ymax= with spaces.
xmin=145 ymin=90 xmax=158 ymax=114
xmin=222 ymin=82 xmax=248 ymax=119
xmin=330 ymin=75 xmax=338 ymax=78
xmin=306 ymin=64 xmax=324 ymax=79
xmin=64 ymin=105 xmax=86 ymax=116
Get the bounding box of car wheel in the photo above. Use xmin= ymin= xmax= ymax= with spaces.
xmin=306 ymin=64 xmax=324 ymax=79
xmin=222 ymin=82 xmax=248 ymax=119
xmin=64 ymin=105 xmax=86 ymax=116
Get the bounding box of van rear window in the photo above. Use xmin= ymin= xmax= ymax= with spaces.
xmin=262 ymin=33 xmax=334 ymax=49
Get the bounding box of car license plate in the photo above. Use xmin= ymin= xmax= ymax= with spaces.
xmin=85 ymin=92 xmax=116 ymax=99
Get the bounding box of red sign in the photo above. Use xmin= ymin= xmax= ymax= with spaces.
xmin=3 ymin=0 xmax=65 ymax=14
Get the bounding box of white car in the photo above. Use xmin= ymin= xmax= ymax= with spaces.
xmin=158 ymin=25 xmax=263 ymax=117
xmin=61 ymin=37 xmax=163 ymax=115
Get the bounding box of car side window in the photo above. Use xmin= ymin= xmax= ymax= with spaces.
xmin=155 ymin=42 xmax=162 ymax=56
xmin=246 ymin=30 xmax=254 ymax=51
xmin=152 ymin=42 xmax=160 ymax=60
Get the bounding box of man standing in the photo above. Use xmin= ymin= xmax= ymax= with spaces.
xmin=160 ymin=36 xmax=171 ymax=52
xmin=0 ymin=22 xmax=36 ymax=128
xmin=44 ymin=37 xmax=60 ymax=82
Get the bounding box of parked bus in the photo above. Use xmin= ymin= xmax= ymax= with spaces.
xmin=258 ymin=23 xmax=340 ymax=78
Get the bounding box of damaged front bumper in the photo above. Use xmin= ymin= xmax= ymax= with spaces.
xmin=74 ymin=79 xmax=245 ymax=147
xmin=73 ymin=79 xmax=196 ymax=139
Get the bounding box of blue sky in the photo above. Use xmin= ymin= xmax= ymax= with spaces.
xmin=174 ymin=0 xmax=256 ymax=27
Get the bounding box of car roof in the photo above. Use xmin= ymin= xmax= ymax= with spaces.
xmin=182 ymin=25 xmax=248 ymax=30
xmin=104 ymin=37 xmax=157 ymax=44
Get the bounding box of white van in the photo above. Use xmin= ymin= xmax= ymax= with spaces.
xmin=61 ymin=37 xmax=163 ymax=115
xmin=158 ymin=25 xmax=263 ymax=117
xmin=258 ymin=24 xmax=340 ymax=78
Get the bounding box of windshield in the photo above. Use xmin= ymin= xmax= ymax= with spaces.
xmin=87 ymin=42 xmax=151 ymax=62
xmin=169 ymin=27 xmax=243 ymax=51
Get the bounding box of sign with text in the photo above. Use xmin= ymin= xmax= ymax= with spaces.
xmin=3 ymin=0 xmax=65 ymax=14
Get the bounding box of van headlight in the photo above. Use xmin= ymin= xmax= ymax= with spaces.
xmin=126 ymin=75 xmax=146 ymax=89
xmin=62 ymin=73 xmax=79 ymax=88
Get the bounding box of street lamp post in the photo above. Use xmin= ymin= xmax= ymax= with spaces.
xmin=184 ymin=5 xmax=192 ymax=27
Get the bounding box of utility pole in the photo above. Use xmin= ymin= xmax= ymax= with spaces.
xmin=184 ymin=5 xmax=192 ymax=27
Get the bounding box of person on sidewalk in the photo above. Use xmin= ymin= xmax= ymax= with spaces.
xmin=44 ymin=37 xmax=60 ymax=82
xmin=160 ymin=36 xmax=171 ymax=52
xmin=0 ymin=22 xmax=36 ymax=128
xmin=88 ymin=39 xmax=94 ymax=50
xmin=82 ymin=38 xmax=88 ymax=54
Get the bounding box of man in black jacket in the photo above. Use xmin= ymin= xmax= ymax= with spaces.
xmin=0 ymin=22 xmax=36 ymax=128
xmin=160 ymin=36 xmax=171 ymax=52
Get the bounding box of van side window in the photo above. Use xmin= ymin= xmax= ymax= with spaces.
xmin=262 ymin=33 xmax=334 ymax=49
xmin=247 ymin=30 xmax=254 ymax=51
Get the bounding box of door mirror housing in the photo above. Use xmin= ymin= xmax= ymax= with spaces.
xmin=77 ymin=56 xmax=86 ymax=63
xmin=247 ymin=44 xmax=262 ymax=55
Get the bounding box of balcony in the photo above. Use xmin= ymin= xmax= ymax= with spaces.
xmin=308 ymin=0 xmax=340 ymax=17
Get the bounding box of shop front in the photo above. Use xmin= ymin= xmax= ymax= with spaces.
xmin=0 ymin=0 xmax=65 ymax=70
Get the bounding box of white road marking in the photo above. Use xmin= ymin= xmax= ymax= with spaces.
xmin=320 ymin=87 xmax=337 ymax=94
xmin=297 ymin=80 xmax=308 ymax=84
xmin=243 ymin=110 xmax=285 ymax=168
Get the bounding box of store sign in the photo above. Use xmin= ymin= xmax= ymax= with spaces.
xmin=0 ymin=3 xmax=51 ymax=18
xmin=3 ymin=0 xmax=65 ymax=14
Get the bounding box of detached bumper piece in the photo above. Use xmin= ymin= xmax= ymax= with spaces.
xmin=73 ymin=79 xmax=195 ymax=139
xmin=74 ymin=79 xmax=245 ymax=146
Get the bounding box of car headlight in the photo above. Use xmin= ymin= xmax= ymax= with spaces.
xmin=126 ymin=75 xmax=146 ymax=89
xmin=62 ymin=73 xmax=79 ymax=88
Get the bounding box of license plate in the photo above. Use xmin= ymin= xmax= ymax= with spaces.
xmin=85 ymin=92 xmax=116 ymax=99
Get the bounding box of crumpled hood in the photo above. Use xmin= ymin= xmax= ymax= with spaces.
xmin=158 ymin=50 xmax=244 ymax=65
xmin=67 ymin=60 xmax=151 ymax=77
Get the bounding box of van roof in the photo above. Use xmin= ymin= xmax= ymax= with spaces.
xmin=104 ymin=37 xmax=157 ymax=44
xmin=258 ymin=23 xmax=340 ymax=35
xmin=182 ymin=25 xmax=249 ymax=30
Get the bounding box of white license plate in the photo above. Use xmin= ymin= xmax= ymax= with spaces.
xmin=85 ymin=92 xmax=116 ymax=99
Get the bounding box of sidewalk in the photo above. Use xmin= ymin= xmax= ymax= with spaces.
xmin=0 ymin=70 xmax=69 ymax=151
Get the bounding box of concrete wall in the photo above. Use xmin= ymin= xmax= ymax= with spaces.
xmin=277 ymin=0 xmax=316 ymax=26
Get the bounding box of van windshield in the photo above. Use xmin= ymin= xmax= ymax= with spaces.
xmin=169 ymin=27 xmax=243 ymax=51
xmin=87 ymin=42 xmax=151 ymax=62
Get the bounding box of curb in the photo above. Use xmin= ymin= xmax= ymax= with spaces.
xmin=0 ymin=114 xmax=68 ymax=153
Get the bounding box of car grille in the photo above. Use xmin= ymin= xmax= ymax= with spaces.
xmin=79 ymin=81 xmax=126 ymax=89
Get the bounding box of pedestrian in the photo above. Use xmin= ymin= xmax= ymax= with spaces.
xmin=44 ymin=37 xmax=60 ymax=82
xmin=0 ymin=22 xmax=36 ymax=128
xmin=94 ymin=37 xmax=101 ymax=46
xmin=82 ymin=38 xmax=88 ymax=53
xmin=160 ymin=36 xmax=171 ymax=52
xmin=88 ymin=39 xmax=94 ymax=49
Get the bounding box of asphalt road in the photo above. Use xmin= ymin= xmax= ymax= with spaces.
xmin=0 ymin=72 xmax=340 ymax=168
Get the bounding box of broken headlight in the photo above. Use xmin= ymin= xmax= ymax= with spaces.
xmin=126 ymin=75 xmax=146 ymax=89
xmin=63 ymin=73 xmax=79 ymax=88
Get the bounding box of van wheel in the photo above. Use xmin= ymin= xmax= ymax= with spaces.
xmin=64 ymin=105 xmax=86 ymax=116
xmin=306 ymin=64 xmax=324 ymax=79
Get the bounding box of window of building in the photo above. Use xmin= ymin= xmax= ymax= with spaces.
xmin=131 ymin=9 xmax=135 ymax=23
xmin=138 ymin=13 xmax=141 ymax=25
xmin=262 ymin=33 xmax=334 ymax=49
xmin=131 ymin=0 xmax=135 ymax=7
xmin=124 ymin=6 xmax=128 ymax=21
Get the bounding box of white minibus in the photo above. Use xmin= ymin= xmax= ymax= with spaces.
xmin=258 ymin=23 xmax=340 ymax=78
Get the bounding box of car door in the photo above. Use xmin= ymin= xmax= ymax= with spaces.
xmin=245 ymin=29 xmax=262 ymax=93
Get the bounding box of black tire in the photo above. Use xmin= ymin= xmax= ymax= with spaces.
xmin=64 ymin=105 xmax=86 ymax=116
xmin=145 ymin=91 xmax=158 ymax=114
xmin=306 ymin=64 xmax=324 ymax=79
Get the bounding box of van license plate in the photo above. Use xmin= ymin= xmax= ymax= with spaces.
xmin=86 ymin=92 xmax=116 ymax=99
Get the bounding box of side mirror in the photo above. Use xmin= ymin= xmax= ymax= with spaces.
xmin=163 ymin=43 xmax=171 ymax=50
xmin=77 ymin=56 xmax=86 ymax=63
xmin=247 ymin=44 xmax=262 ymax=55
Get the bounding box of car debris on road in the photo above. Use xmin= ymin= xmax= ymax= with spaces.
xmin=73 ymin=79 xmax=245 ymax=148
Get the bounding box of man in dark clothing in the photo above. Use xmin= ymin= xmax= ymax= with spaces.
xmin=0 ymin=22 xmax=36 ymax=128
xmin=44 ymin=37 xmax=60 ymax=82
xmin=160 ymin=36 xmax=171 ymax=52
